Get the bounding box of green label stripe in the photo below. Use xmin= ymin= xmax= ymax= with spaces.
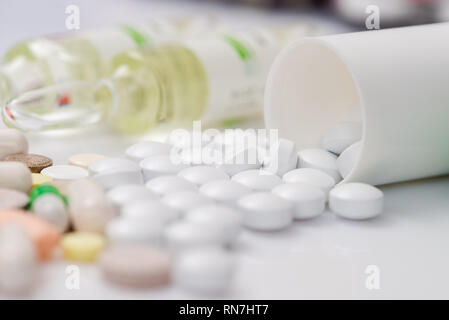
xmin=222 ymin=34 xmax=253 ymax=61
xmin=122 ymin=25 xmax=150 ymax=48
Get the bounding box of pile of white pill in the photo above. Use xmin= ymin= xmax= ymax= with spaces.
xmin=0 ymin=122 xmax=383 ymax=295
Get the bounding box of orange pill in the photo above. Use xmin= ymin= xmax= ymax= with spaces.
xmin=0 ymin=210 xmax=61 ymax=260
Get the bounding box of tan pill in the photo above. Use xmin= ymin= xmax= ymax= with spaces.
xmin=68 ymin=153 xmax=106 ymax=170
xmin=4 ymin=153 xmax=53 ymax=173
xmin=0 ymin=188 xmax=29 ymax=209
xmin=0 ymin=129 xmax=28 ymax=160
xmin=0 ymin=162 xmax=32 ymax=193
xmin=0 ymin=209 xmax=61 ymax=261
xmin=99 ymin=245 xmax=171 ymax=287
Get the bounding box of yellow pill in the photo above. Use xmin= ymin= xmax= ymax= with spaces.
xmin=32 ymin=173 xmax=53 ymax=187
xmin=61 ymin=232 xmax=106 ymax=262
xmin=68 ymin=153 xmax=106 ymax=170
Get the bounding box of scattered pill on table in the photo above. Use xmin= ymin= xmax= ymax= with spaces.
xmin=32 ymin=173 xmax=53 ymax=187
xmin=217 ymin=147 xmax=263 ymax=176
xmin=68 ymin=153 xmax=106 ymax=170
xmin=140 ymin=155 xmax=190 ymax=181
xmin=99 ymin=245 xmax=171 ymax=287
xmin=0 ymin=188 xmax=29 ymax=209
xmin=232 ymin=169 xmax=282 ymax=191
xmin=283 ymin=168 xmax=336 ymax=197
xmin=106 ymin=216 xmax=164 ymax=246
xmin=31 ymin=193 xmax=69 ymax=232
xmin=178 ymin=165 xmax=229 ymax=186
xmin=106 ymin=184 xmax=157 ymax=211
xmin=199 ymin=179 xmax=251 ymax=206
xmin=173 ymin=247 xmax=234 ymax=294
xmin=329 ymin=183 xmax=384 ymax=220
xmin=88 ymin=157 xmax=139 ymax=176
xmin=297 ymin=148 xmax=341 ymax=183
xmin=121 ymin=199 xmax=179 ymax=224
xmin=0 ymin=224 xmax=36 ymax=293
xmin=3 ymin=153 xmax=53 ymax=173
xmin=237 ymin=192 xmax=293 ymax=231
xmin=68 ymin=179 xmax=115 ymax=233
xmin=145 ymin=175 xmax=197 ymax=196
xmin=162 ymin=190 xmax=213 ymax=215
xmin=272 ymin=183 xmax=325 ymax=220
xmin=336 ymin=141 xmax=362 ymax=179
xmin=92 ymin=167 xmax=144 ymax=190
xmin=185 ymin=204 xmax=241 ymax=245
xmin=320 ymin=122 xmax=362 ymax=155
xmin=61 ymin=232 xmax=106 ymax=262
xmin=0 ymin=128 xmax=28 ymax=160
xmin=0 ymin=209 xmax=61 ymax=261
xmin=125 ymin=141 xmax=172 ymax=162
xmin=41 ymin=165 xmax=88 ymax=180
xmin=0 ymin=161 xmax=32 ymax=193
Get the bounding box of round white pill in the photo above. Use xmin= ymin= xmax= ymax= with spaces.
xmin=232 ymin=169 xmax=282 ymax=191
xmin=237 ymin=192 xmax=293 ymax=231
xmin=68 ymin=153 xmax=106 ymax=170
xmin=263 ymin=138 xmax=297 ymax=176
xmin=217 ymin=147 xmax=262 ymax=176
xmin=199 ymin=180 xmax=251 ymax=206
xmin=272 ymin=183 xmax=325 ymax=220
xmin=178 ymin=166 xmax=229 ymax=186
xmin=329 ymin=183 xmax=383 ymax=220
xmin=337 ymin=141 xmax=362 ymax=179
xmin=92 ymin=167 xmax=144 ymax=190
xmin=106 ymin=217 xmax=164 ymax=246
xmin=297 ymin=148 xmax=341 ymax=183
xmin=88 ymin=157 xmax=139 ymax=176
xmin=122 ymin=199 xmax=179 ymax=224
xmin=140 ymin=155 xmax=190 ymax=181
xmin=173 ymin=247 xmax=234 ymax=293
xmin=320 ymin=122 xmax=362 ymax=155
xmin=32 ymin=193 xmax=70 ymax=231
xmin=283 ymin=168 xmax=336 ymax=196
xmin=145 ymin=175 xmax=196 ymax=196
xmin=164 ymin=220 xmax=229 ymax=251
xmin=125 ymin=141 xmax=172 ymax=162
xmin=41 ymin=165 xmax=88 ymax=180
xmin=161 ymin=190 xmax=213 ymax=215
xmin=107 ymin=185 xmax=157 ymax=211
xmin=185 ymin=205 xmax=241 ymax=245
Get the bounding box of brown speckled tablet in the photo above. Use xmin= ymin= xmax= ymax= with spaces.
xmin=99 ymin=245 xmax=171 ymax=287
xmin=4 ymin=154 xmax=53 ymax=173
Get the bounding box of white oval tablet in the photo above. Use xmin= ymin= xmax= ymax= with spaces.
xmin=173 ymin=247 xmax=234 ymax=293
xmin=88 ymin=157 xmax=139 ymax=176
xmin=125 ymin=141 xmax=172 ymax=162
xmin=145 ymin=175 xmax=196 ymax=196
xmin=106 ymin=184 xmax=157 ymax=211
xmin=41 ymin=165 xmax=88 ymax=180
xmin=140 ymin=155 xmax=190 ymax=181
xmin=337 ymin=141 xmax=362 ymax=179
xmin=105 ymin=217 xmax=164 ymax=246
xmin=320 ymin=122 xmax=362 ymax=155
xmin=237 ymin=192 xmax=293 ymax=231
xmin=199 ymin=180 xmax=251 ymax=206
xmin=217 ymin=147 xmax=263 ymax=176
xmin=164 ymin=220 xmax=229 ymax=251
xmin=262 ymin=138 xmax=297 ymax=176
xmin=185 ymin=204 xmax=241 ymax=245
xmin=232 ymin=169 xmax=282 ymax=191
xmin=92 ymin=167 xmax=144 ymax=190
xmin=272 ymin=183 xmax=325 ymax=220
xmin=282 ymin=168 xmax=336 ymax=196
xmin=122 ymin=199 xmax=180 ymax=224
xmin=178 ymin=166 xmax=229 ymax=186
xmin=32 ymin=193 xmax=70 ymax=231
xmin=297 ymin=148 xmax=341 ymax=183
xmin=329 ymin=183 xmax=383 ymax=220
xmin=0 ymin=162 xmax=32 ymax=193
xmin=161 ymin=190 xmax=213 ymax=215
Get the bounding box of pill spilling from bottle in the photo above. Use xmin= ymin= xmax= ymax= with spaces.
xmin=0 ymin=124 xmax=383 ymax=295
